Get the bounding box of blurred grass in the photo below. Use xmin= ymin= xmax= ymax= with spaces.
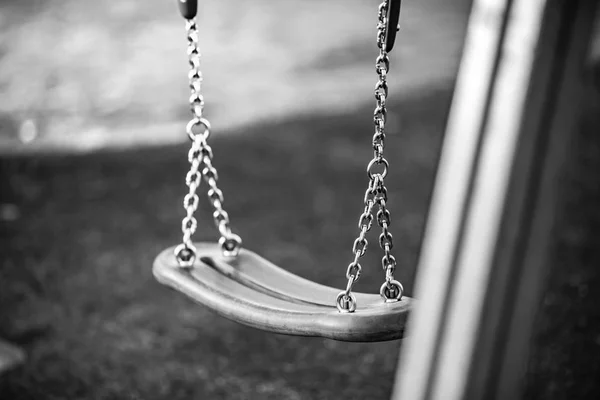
xmin=523 ymin=68 xmax=600 ymax=399
xmin=0 ymin=87 xmax=450 ymax=399
xmin=1 ymin=66 xmax=600 ymax=400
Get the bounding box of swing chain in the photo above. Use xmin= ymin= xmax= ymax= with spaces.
xmin=337 ymin=0 xmax=403 ymax=312
xmin=175 ymin=19 xmax=242 ymax=267
xmin=374 ymin=0 xmax=403 ymax=303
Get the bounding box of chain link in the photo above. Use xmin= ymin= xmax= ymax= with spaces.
xmin=337 ymin=0 xmax=403 ymax=312
xmin=175 ymin=19 xmax=242 ymax=267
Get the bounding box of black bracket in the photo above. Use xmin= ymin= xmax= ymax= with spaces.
xmin=384 ymin=0 xmax=402 ymax=53
xmin=178 ymin=0 xmax=198 ymax=20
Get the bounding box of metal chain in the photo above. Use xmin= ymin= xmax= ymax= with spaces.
xmin=174 ymin=19 xmax=242 ymax=268
xmin=337 ymin=0 xmax=403 ymax=312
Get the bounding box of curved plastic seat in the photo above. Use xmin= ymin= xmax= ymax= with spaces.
xmin=153 ymin=243 xmax=412 ymax=342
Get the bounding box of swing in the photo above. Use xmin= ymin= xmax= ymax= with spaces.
xmin=153 ymin=0 xmax=412 ymax=342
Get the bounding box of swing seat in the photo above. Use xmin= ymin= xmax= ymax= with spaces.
xmin=153 ymin=243 xmax=412 ymax=342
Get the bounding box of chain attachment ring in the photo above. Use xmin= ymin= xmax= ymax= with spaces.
xmin=336 ymin=291 xmax=358 ymax=313
xmin=380 ymin=280 xmax=403 ymax=302
xmin=367 ymin=158 xmax=389 ymax=179
xmin=219 ymin=234 xmax=242 ymax=258
xmin=174 ymin=242 xmax=197 ymax=268
xmin=186 ymin=117 xmax=211 ymax=141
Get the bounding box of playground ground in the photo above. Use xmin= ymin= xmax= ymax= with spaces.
xmin=1 ymin=70 xmax=600 ymax=398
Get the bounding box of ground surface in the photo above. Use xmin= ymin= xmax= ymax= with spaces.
xmin=1 ymin=73 xmax=600 ymax=399
xmin=521 ymin=70 xmax=600 ymax=399
xmin=0 ymin=89 xmax=449 ymax=399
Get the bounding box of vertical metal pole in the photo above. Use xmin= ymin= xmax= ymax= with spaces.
xmin=391 ymin=0 xmax=597 ymax=399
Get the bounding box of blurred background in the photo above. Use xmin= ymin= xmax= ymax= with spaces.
xmin=0 ymin=0 xmax=470 ymax=151
xmin=1 ymin=0 xmax=599 ymax=399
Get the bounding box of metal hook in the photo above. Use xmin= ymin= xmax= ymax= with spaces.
xmin=384 ymin=0 xmax=402 ymax=53
xmin=178 ymin=0 xmax=198 ymax=19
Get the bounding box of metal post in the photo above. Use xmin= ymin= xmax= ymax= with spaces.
xmin=391 ymin=0 xmax=597 ymax=399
